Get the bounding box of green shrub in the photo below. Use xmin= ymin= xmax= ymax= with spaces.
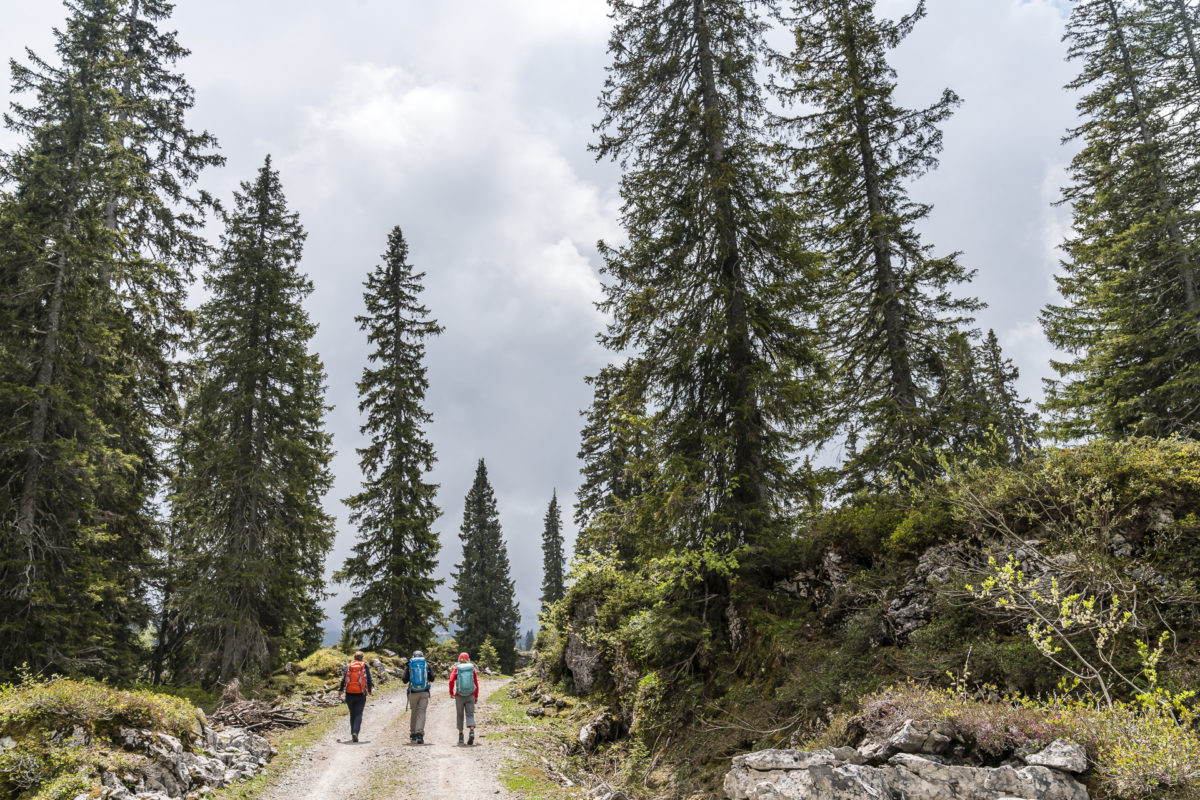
xmin=0 ymin=678 xmax=201 ymax=741
xmin=294 ymin=648 xmax=345 ymax=677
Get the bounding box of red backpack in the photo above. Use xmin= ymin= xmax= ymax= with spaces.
xmin=345 ymin=661 xmax=368 ymax=694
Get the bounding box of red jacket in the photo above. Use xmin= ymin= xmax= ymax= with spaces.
xmin=449 ymin=663 xmax=479 ymax=699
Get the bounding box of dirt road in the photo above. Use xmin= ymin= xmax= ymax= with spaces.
xmin=259 ymin=678 xmax=515 ymax=800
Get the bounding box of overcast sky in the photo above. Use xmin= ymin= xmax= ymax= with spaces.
xmin=1 ymin=0 xmax=1077 ymax=641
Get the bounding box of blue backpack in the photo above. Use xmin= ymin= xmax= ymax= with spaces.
xmin=408 ymin=657 xmax=429 ymax=692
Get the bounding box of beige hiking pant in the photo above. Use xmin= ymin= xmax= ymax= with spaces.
xmin=409 ymin=690 xmax=429 ymax=735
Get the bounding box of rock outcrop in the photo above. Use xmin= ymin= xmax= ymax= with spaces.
xmin=73 ymin=723 xmax=274 ymax=800
xmin=724 ymin=722 xmax=1092 ymax=800
xmin=565 ymin=598 xmax=602 ymax=693
xmin=724 ymin=747 xmax=1090 ymax=800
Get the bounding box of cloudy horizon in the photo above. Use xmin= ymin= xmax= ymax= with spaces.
xmin=1 ymin=0 xmax=1077 ymax=642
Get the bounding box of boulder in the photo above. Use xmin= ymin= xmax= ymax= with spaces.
xmin=724 ymin=746 xmax=1091 ymax=800
xmin=578 ymin=710 xmax=622 ymax=753
xmin=886 ymin=753 xmax=1088 ymax=800
xmin=1025 ymin=739 xmax=1087 ymax=774
xmin=370 ymin=659 xmax=389 ymax=684
xmin=724 ymin=749 xmax=891 ymax=800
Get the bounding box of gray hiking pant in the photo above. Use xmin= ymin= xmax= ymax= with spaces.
xmin=455 ymin=695 xmax=476 ymax=730
xmin=409 ymin=690 xmax=429 ymax=735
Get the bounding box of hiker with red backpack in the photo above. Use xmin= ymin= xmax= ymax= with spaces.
xmin=448 ymin=652 xmax=479 ymax=745
xmin=337 ymin=651 xmax=374 ymax=742
xmin=402 ymin=649 xmax=431 ymax=744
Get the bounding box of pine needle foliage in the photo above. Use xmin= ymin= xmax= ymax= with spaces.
xmin=452 ymin=460 xmax=520 ymax=674
xmin=573 ymin=361 xmax=649 ymax=564
xmin=595 ymin=0 xmax=825 ymax=556
xmin=335 ymin=226 xmax=443 ymax=654
xmin=0 ymin=0 xmax=220 ymax=680
xmin=1041 ymin=0 xmax=1200 ymax=440
xmin=172 ymin=158 xmax=335 ymax=684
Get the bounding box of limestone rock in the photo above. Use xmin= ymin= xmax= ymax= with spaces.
xmin=578 ymin=710 xmax=621 ymax=753
xmin=565 ymin=599 xmax=602 ymax=693
xmin=724 ymin=746 xmax=1091 ymax=800
xmin=886 ymin=753 xmax=1089 ymax=800
xmin=1025 ymin=739 xmax=1087 ymax=774
xmin=724 ymin=749 xmax=891 ymax=800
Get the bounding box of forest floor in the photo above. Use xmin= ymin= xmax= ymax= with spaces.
xmin=250 ymin=677 xmax=521 ymax=800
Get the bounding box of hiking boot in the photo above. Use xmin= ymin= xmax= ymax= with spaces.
xmin=352 ymin=733 xmax=358 ymax=743
xmin=458 ymin=732 xmax=464 ymax=745
xmin=468 ymin=730 xmax=474 ymax=746
xmin=409 ymin=733 xmax=415 ymax=742
xmin=417 ymin=735 xmax=424 ymax=745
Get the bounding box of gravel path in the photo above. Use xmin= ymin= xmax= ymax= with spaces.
xmin=258 ymin=677 xmax=515 ymax=800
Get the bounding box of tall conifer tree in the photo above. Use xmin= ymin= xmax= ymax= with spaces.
xmin=0 ymin=0 xmax=220 ymax=678
xmin=775 ymin=0 xmax=1011 ymax=489
xmin=452 ymin=460 xmax=520 ymax=673
xmin=1042 ymin=0 xmax=1200 ymax=439
xmin=335 ymin=226 xmax=443 ymax=653
xmin=595 ymin=0 xmax=823 ymax=556
xmin=173 ymin=158 xmax=334 ymax=683
xmin=540 ymin=491 xmax=565 ymax=609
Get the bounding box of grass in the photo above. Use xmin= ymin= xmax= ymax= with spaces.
xmin=488 ymin=679 xmax=587 ymax=799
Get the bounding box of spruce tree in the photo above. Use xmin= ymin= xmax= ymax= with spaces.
xmin=573 ymin=362 xmax=648 ymax=563
xmin=1041 ymin=0 xmax=1200 ymax=439
xmin=775 ymin=0 xmax=1006 ymax=489
xmin=595 ymin=0 xmax=824 ymax=556
xmin=451 ymin=460 xmax=520 ymax=673
xmin=172 ymin=158 xmax=335 ymax=683
xmin=540 ymin=491 xmax=565 ymax=609
xmin=925 ymin=330 xmax=1039 ymax=465
xmin=335 ymin=226 xmax=443 ymax=653
xmin=0 ymin=0 xmax=220 ymax=679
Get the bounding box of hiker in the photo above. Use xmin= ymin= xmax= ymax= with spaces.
xmin=402 ymin=649 xmax=431 ymax=744
xmin=449 ymin=651 xmax=479 ymax=745
xmin=336 ymin=651 xmax=374 ymax=742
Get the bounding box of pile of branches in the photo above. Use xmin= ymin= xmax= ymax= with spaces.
xmin=210 ymin=680 xmax=307 ymax=732
xmin=210 ymin=700 xmax=306 ymax=732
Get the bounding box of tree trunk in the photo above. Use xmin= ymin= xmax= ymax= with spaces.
xmin=1107 ymin=0 xmax=1199 ymax=314
xmin=14 ymin=245 xmax=72 ymax=588
xmin=1170 ymin=0 xmax=1200 ymax=92
xmin=839 ymin=1 xmax=919 ymax=422
xmin=693 ymin=0 xmax=765 ymax=540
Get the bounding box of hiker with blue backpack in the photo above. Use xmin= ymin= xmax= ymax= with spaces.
xmin=449 ymin=652 xmax=479 ymax=745
xmin=402 ymin=650 xmax=431 ymax=744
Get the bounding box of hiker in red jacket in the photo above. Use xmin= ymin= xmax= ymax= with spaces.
xmin=337 ymin=651 xmax=374 ymax=742
xmin=449 ymin=652 xmax=479 ymax=745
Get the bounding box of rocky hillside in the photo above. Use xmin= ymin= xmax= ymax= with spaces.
xmin=538 ymin=438 xmax=1200 ymax=799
